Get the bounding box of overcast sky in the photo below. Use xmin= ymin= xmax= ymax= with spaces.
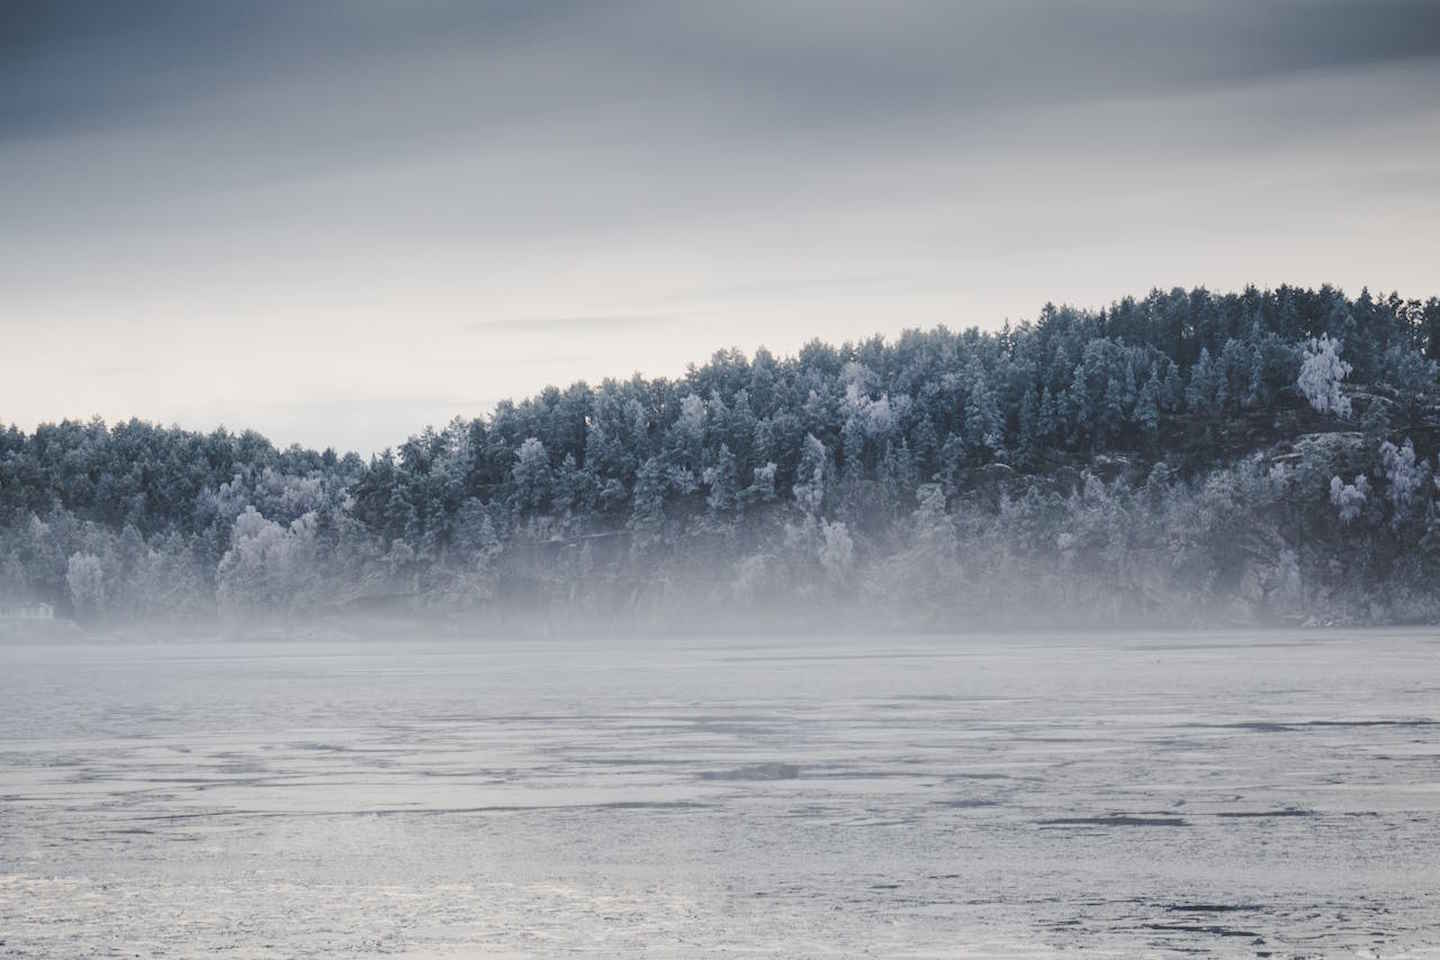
xmin=3 ymin=1 xmax=1439 ymax=453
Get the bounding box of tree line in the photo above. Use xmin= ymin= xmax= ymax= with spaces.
xmin=5 ymin=283 xmax=1440 ymax=630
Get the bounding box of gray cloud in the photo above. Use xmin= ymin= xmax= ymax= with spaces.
xmin=465 ymin=314 xmax=680 ymax=334
xmin=6 ymin=1 xmax=1439 ymax=146
xmin=2 ymin=2 xmax=1438 ymax=452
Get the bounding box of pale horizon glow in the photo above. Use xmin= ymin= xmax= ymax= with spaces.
xmin=3 ymin=2 xmax=1439 ymax=454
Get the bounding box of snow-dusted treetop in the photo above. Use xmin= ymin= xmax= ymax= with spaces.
xmin=1298 ymin=334 xmax=1352 ymax=417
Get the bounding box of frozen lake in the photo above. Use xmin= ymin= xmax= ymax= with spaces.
xmin=3 ymin=630 xmax=1439 ymax=958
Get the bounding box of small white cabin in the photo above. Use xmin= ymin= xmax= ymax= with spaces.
xmin=0 ymin=601 xmax=54 ymax=621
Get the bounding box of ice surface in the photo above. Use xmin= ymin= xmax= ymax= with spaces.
xmin=2 ymin=630 xmax=1439 ymax=957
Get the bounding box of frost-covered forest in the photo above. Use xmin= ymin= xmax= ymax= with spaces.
xmin=6 ymin=284 xmax=1440 ymax=631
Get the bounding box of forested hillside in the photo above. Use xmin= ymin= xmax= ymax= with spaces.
xmin=6 ymin=284 xmax=1440 ymax=631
